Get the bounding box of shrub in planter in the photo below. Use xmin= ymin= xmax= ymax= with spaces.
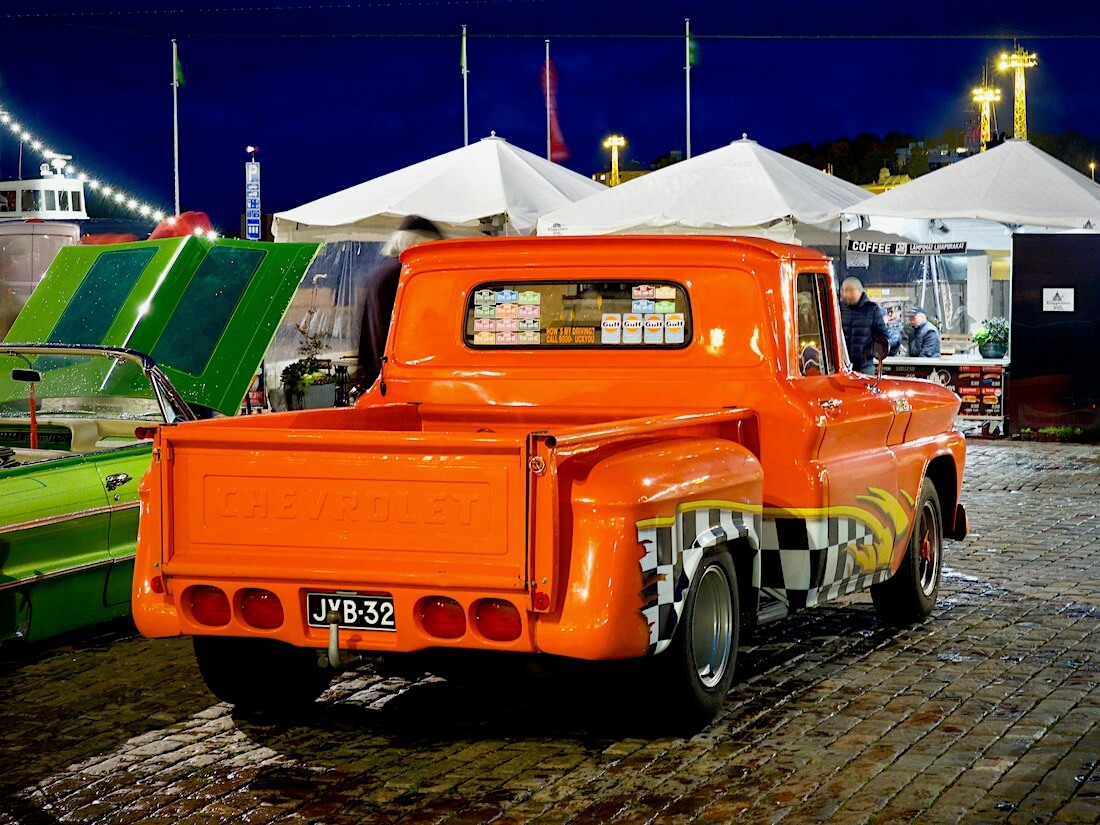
xmin=972 ymin=316 xmax=1009 ymax=358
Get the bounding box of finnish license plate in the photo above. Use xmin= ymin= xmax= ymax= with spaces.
xmin=306 ymin=592 xmax=396 ymax=631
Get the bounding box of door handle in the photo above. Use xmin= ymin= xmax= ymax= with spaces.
xmin=105 ymin=472 xmax=132 ymax=492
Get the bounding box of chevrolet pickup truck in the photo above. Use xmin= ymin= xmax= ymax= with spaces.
xmin=134 ymin=235 xmax=967 ymax=731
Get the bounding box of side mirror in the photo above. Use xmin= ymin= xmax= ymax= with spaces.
xmin=871 ymin=339 xmax=888 ymax=386
xmin=12 ymin=368 xmax=42 ymax=383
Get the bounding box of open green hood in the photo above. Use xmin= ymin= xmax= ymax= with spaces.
xmin=4 ymin=236 xmax=320 ymax=415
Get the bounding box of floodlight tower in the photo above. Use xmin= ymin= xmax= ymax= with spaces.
xmin=997 ymin=45 xmax=1038 ymax=140
xmin=971 ymin=85 xmax=1001 ymax=151
xmin=603 ymin=134 xmax=626 ymax=187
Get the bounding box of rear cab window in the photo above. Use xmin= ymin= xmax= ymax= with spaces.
xmin=464 ymin=281 xmax=691 ymax=348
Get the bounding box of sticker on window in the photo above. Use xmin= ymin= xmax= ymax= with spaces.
xmin=465 ymin=281 xmax=690 ymax=348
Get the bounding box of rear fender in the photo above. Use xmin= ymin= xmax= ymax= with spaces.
xmin=534 ymin=437 xmax=762 ymax=660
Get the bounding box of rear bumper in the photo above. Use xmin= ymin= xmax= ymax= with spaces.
xmin=140 ymin=576 xmax=538 ymax=654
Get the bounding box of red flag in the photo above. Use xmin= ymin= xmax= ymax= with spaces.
xmin=540 ymin=59 xmax=569 ymax=162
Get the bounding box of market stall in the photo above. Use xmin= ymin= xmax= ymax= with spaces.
xmin=846 ymin=140 xmax=1100 ymax=435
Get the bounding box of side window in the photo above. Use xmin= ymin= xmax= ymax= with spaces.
xmin=796 ymin=273 xmax=836 ymax=376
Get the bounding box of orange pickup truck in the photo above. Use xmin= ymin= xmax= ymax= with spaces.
xmin=134 ymin=235 xmax=967 ymax=731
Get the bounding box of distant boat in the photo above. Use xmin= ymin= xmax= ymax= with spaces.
xmin=0 ymin=174 xmax=86 ymax=337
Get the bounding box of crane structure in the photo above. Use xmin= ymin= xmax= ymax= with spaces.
xmin=998 ymin=46 xmax=1038 ymax=140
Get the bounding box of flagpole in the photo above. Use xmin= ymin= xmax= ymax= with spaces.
xmin=461 ymin=25 xmax=469 ymax=146
xmin=684 ymin=19 xmax=692 ymax=160
xmin=172 ymin=38 xmax=181 ymax=216
xmin=547 ymin=39 xmax=554 ymax=161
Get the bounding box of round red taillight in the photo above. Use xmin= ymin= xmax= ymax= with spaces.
xmin=240 ymin=588 xmax=284 ymax=629
xmin=474 ymin=599 xmax=522 ymax=642
xmin=150 ymin=575 xmax=164 ymax=594
xmin=188 ymin=586 xmax=231 ymax=626
xmin=420 ymin=596 xmax=466 ymax=639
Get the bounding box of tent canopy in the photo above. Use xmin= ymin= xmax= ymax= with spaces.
xmin=536 ymin=137 xmax=870 ymax=241
xmin=273 ymin=134 xmax=603 ymax=242
xmin=847 ymin=140 xmax=1100 ymax=230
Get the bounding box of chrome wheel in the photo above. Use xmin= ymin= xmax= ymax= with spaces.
xmin=916 ymin=497 xmax=942 ymax=597
xmin=691 ymin=564 xmax=735 ymax=688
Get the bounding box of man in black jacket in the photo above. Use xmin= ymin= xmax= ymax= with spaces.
xmin=356 ymin=215 xmax=443 ymax=390
xmin=839 ymin=276 xmax=888 ymax=374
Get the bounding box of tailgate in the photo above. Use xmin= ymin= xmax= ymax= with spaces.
xmin=159 ymin=426 xmax=528 ymax=591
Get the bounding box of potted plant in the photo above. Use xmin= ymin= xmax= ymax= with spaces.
xmin=280 ymin=331 xmax=335 ymax=410
xmin=972 ymin=316 xmax=1009 ymax=359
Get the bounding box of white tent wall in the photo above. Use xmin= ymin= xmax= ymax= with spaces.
xmin=262 ymin=239 xmax=384 ymax=410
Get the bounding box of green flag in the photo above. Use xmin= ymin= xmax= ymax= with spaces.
xmin=175 ymin=51 xmax=185 ymax=87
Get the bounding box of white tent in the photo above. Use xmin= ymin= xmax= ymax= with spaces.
xmin=273 ymin=134 xmax=603 ymax=242
xmin=843 ymin=141 xmax=1100 ymax=340
xmin=536 ymin=137 xmax=870 ymax=243
xmin=847 ymin=140 xmax=1100 ymax=243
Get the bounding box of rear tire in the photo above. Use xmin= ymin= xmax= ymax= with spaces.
xmin=193 ymin=636 xmax=334 ymax=716
xmin=658 ymin=552 xmax=740 ymax=734
xmin=872 ymin=478 xmax=943 ymax=625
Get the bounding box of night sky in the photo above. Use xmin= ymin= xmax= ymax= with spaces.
xmin=2 ymin=2 xmax=1098 ymax=233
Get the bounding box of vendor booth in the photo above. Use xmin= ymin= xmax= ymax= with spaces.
xmin=845 ymin=141 xmax=1100 ymax=434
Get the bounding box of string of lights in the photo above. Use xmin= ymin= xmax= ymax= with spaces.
xmin=0 ymin=101 xmax=172 ymax=224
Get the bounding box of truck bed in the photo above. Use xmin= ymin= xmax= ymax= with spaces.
xmin=153 ymin=403 xmax=755 ymax=593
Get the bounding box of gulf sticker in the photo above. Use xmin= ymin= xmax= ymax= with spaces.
xmin=474 ymin=318 xmax=495 ymax=332
xmin=496 ymin=303 xmax=518 ymax=318
xmin=654 ymin=300 xmax=677 ymax=314
xmin=496 ymin=289 xmax=519 ymax=304
xmin=496 ymin=331 xmax=519 ymax=345
xmin=474 ymin=305 xmax=497 ymax=318
xmin=495 ymin=318 xmax=519 ymax=332
xmin=622 ymin=313 xmax=643 ymax=344
xmin=632 ymin=299 xmax=656 ymax=314
xmin=601 ymin=313 xmax=622 ymax=344
xmin=474 ymin=331 xmax=497 ymax=345
xmin=518 ymin=304 xmax=541 ymax=319
xmin=517 ymin=291 xmax=541 ymax=305
xmin=518 ymin=331 xmax=541 ymax=345
xmin=474 ymin=289 xmax=496 ymax=305
xmin=519 ymin=318 xmax=541 ymax=331
xmin=664 ymin=313 xmax=685 ymax=344
xmin=655 ymin=285 xmax=677 ymax=300
xmin=632 ymin=285 xmax=656 ymax=299
xmin=643 ymin=314 xmax=664 ymax=344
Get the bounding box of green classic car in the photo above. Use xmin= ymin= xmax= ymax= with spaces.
xmin=0 ymin=236 xmax=319 ymax=644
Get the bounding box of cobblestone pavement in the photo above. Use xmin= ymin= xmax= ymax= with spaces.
xmin=1 ymin=441 xmax=1098 ymax=825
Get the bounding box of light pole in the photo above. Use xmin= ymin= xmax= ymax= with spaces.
xmin=1091 ymin=161 xmax=1096 ymax=182
xmin=997 ymin=46 xmax=1038 ymax=140
xmin=603 ymin=134 xmax=625 ymax=187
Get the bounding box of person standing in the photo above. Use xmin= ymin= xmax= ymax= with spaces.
xmin=839 ymin=276 xmax=888 ymax=375
xmin=356 ymin=215 xmax=443 ymax=390
xmin=907 ymin=306 xmax=941 ymax=357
